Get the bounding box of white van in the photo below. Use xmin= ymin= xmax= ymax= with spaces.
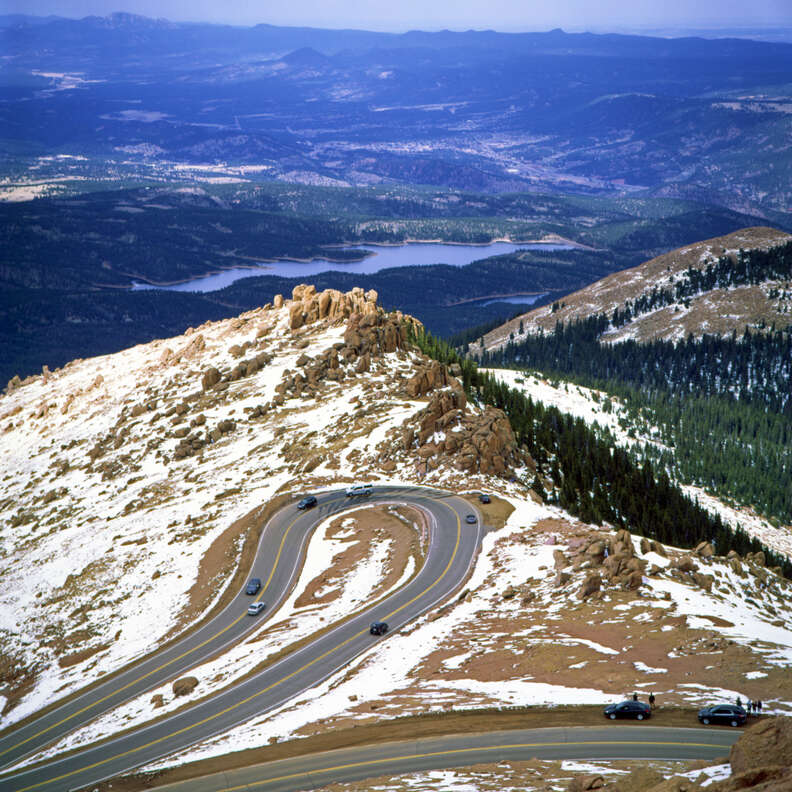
xmin=346 ymin=483 xmax=373 ymax=497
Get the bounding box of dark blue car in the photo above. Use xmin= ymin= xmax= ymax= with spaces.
xmin=604 ymin=701 xmax=651 ymax=720
xmin=245 ymin=578 xmax=261 ymax=595
xmin=698 ymin=704 xmax=747 ymax=727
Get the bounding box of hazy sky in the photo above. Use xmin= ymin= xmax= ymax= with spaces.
xmin=6 ymin=0 xmax=792 ymax=32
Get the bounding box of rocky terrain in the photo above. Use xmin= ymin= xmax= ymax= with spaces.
xmin=483 ymin=227 xmax=792 ymax=350
xmin=2 ymin=284 xmax=791 ymax=790
xmin=0 ymin=284 xmax=525 ymax=729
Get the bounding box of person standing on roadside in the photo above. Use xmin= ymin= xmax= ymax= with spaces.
xmin=632 ymin=692 xmax=638 ymax=702
xmin=649 ymin=692 xmax=656 ymax=710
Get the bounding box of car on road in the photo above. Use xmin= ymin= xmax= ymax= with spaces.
xmin=603 ymin=701 xmax=652 ymax=720
xmin=370 ymin=621 xmax=389 ymax=636
xmin=346 ymin=483 xmax=373 ymax=497
xmin=479 ymin=494 xmax=491 ymax=504
xmin=247 ymin=602 xmax=266 ymax=616
xmin=465 ymin=514 xmax=477 ymax=524
xmin=698 ymin=704 xmax=747 ymax=727
xmin=297 ymin=495 xmax=318 ymax=509
xmin=245 ymin=578 xmax=262 ymax=595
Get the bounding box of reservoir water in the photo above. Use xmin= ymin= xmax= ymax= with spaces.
xmin=132 ymin=240 xmax=570 ymax=293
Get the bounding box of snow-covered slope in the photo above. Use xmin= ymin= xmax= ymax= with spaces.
xmin=139 ymin=494 xmax=792 ymax=773
xmin=486 ymin=369 xmax=792 ymax=560
xmin=0 ymin=286 xmax=476 ymax=726
xmin=3 ymin=285 xmax=791 ymax=786
xmin=483 ymin=226 xmax=792 ymax=351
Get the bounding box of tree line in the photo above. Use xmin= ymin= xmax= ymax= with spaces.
xmin=611 ymin=241 xmax=792 ymax=327
xmin=409 ymin=326 xmax=792 ymax=578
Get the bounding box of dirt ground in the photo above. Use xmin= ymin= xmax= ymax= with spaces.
xmin=294 ymin=504 xmax=424 ymax=609
xmin=462 ymin=493 xmax=515 ymax=532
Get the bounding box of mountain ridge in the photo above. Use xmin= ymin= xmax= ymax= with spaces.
xmin=483 ymin=226 xmax=792 ymax=351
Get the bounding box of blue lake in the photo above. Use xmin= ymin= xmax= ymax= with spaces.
xmin=132 ymin=241 xmax=570 ymax=293
xmin=474 ymin=294 xmax=548 ymax=307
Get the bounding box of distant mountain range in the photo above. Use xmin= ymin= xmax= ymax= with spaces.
xmin=3 ymin=13 xmax=792 ymax=215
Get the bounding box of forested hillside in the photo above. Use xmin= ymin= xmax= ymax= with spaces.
xmin=410 ymin=327 xmax=792 ymax=577
xmin=474 ymin=245 xmax=792 ymax=527
xmin=484 ymin=228 xmax=792 ymax=349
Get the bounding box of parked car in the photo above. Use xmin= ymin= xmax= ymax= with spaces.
xmin=370 ymin=621 xmax=389 ymax=636
xmin=245 ymin=578 xmax=261 ymax=595
xmin=346 ymin=483 xmax=373 ymax=497
xmin=698 ymin=704 xmax=747 ymax=727
xmin=465 ymin=514 xmax=477 ymax=524
xmin=247 ymin=602 xmax=266 ymax=616
xmin=479 ymin=494 xmax=491 ymax=504
xmin=297 ymin=495 xmax=317 ymax=510
xmin=603 ymin=701 xmax=652 ymax=721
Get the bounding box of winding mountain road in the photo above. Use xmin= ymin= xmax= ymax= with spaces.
xmin=148 ymin=726 xmax=741 ymax=792
xmin=0 ymin=487 xmax=482 ymax=792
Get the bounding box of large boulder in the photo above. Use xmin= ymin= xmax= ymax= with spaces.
xmin=612 ymin=767 xmax=664 ymax=792
xmin=695 ymin=541 xmax=715 ymax=559
xmin=172 ymin=676 xmax=199 ymax=697
xmin=578 ymin=573 xmax=601 ymax=599
xmin=730 ymin=717 xmax=792 ymax=775
xmin=673 ymin=555 xmax=698 ymax=573
xmin=201 ymin=366 xmax=221 ymax=390
xmin=567 ymin=775 xmax=605 ymax=791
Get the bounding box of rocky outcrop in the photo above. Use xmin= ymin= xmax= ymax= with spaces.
xmin=287 ymin=284 xmax=394 ymax=330
xmin=400 ymin=384 xmax=528 ymax=478
xmin=344 ymin=308 xmax=412 ymax=355
xmin=730 ymin=717 xmax=792 ymax=775
xmin=275 ymin=306 xmax=415 ymax=403
xmin=568 ymin=529 xmax=648 ymax=592
xmin=406 ymin=360 xmax=451 ymax=398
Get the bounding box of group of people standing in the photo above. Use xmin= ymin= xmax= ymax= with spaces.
xmin=629 ymin=691 xmax=764 ymax=713
xmin=631 ymin=691 xmax=656 ymax=708
xmin=737 ymin=696 xmax=763 ymax=713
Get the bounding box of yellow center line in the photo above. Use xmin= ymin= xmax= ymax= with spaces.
xmin=1 ymin=509 xmax=304 ymax=762
xmin=9 ymin=497 xmax=464 ymax=792
xmin=218 ymin=740 xmax=732 ymax=791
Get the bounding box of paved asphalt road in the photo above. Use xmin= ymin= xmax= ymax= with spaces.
xmin=0 ymin=487 xmax=482 ymax=792
xmin=145 ymin=726 xmax=741 ymax=792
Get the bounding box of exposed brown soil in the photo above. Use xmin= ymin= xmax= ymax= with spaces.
xmin=164 ymin=493 xmax=293 ymax=639
xmin=294 ymin=505 xmax=423 ymax=610
xmin=462 ymin=494 xmax=515 ymax=532
xmin=0 ymin=651 xmax=39 ymax=718
xmin=58 ymin=643 xmax=111 ymax=669
xmin=82 ymin=706 xmax=734 ymax=792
